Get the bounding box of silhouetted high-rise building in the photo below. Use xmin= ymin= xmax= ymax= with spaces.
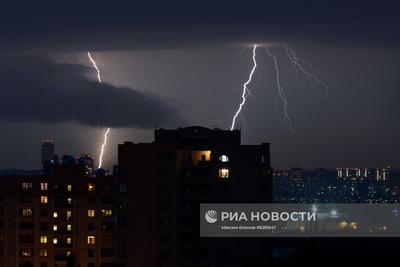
xmin=116 ymin=126 xmax=273 ymax=267
xmin=41 ymin=140 xmax=55 ymax=165
xmin=79 ymin=154 xmax=94 ymax=176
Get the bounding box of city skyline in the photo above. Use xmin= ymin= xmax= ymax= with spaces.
xmin=2 ymin=3 xmax=400 ymax=266
xmin=1 ymin=2 xmax=400 ymax=169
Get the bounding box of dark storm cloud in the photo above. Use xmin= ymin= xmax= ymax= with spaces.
xmin=0 ymin=54 xmax=183 ymax=127
xmin=1 ymin=1 xmax=400 ymax=52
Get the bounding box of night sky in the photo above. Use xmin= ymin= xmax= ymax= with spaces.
xmin=1 ymin=1 xmax=400 ymax=169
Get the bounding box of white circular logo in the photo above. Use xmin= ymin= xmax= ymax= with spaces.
xmin=205 ymin=210 xmax=218 ymax=223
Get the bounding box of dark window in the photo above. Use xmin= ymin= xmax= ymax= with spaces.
xmin=103 ymin=183 xmax=112 ymax=192
xmin=19 ymin=222 xmax=34 ymax=230
xmin=88 ymin=223 xmax=95 ymax=231
xmin=101 ymin=196 xmax=114 ymax=205
xmin=40 ymin=223 xmax=48 ymax=231
xmin=101 ymin=248 xmax=114 ymax=257
xmin=88 ymin=249 xmax=95 ymax=257
xmin=41 ymin=209 xmax=48 ymax=217
xmin=119 ymin=183 xmax=127 ymax=193
xmin=101 ymin=222 xmax=114 ymax=231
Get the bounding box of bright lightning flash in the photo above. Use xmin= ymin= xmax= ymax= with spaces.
xmin=230 ymin=44 xmax=258 ymax=130
xmin=87 ymin=51 xmax=110 ymax=169
xmin=265 ymin=46 xmax=294 ymax=139
xmin=87 ymin=52 xmax=102 ymax=83
xmin=98 ymin=127 xmax=110 ymax=169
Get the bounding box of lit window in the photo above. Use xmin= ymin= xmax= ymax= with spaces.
xmin=40 ymin=182 xmax=48 ymax=191
xmin=67 ymin=198 xmax=72 ymax=205
xmin=22 ymin=182 xmax=33 ymax=190
xmin=53 ymin=212 xmax=58 ymax=218
xmin=88 ymin=209 xmax=95 ymax=218
xmin=40 ymin=196 xmax=48 ymax=204
xmin=67 ymin=185 xmax=72 ymax=191
xmin=88 ymin=183 xmax=95 ymax=192
xmin=40 ymin=248 xmax=48 ymax=257
xmin=101 ymin=209 xmax=112 ymax=217
xmin=21 ymin=249 xmax=33 ymax=257
xmin=53 ymin=224 xmax=58 ymax=231
xmin=53 ymin=238 xmax=58 ymax=244
xmin=67 ymin=224 xmax=72 ymax=231
xmin=40 ymin=236 xmax=47 ymax=244
xmin=22 ymin=208 xmax=33 ymax=217
xmin=67 ymin=251 xmax=72 ymax=257
xmin=219 ymin=155 xmax=229 ymax=163
xmin=67 ymin=211 xmax=72 ymax=220
xmin=87 ymin=235 xmax=95 ymax=245
xmin=67 ymin=237 xmax=72 ymax=245
xmin=218 ymin=168 xmax=229 ymax=178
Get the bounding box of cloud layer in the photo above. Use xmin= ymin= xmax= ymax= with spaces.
xmin=0 ymin=54 xmax=183 ymax=128
xmin=1 ymin=1 xmax=400 ymax=52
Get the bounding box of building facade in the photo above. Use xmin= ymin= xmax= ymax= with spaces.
xmin=116 ymin=126 xmax=273 ymax=267
xmin=0 ymin=164 xmax=127 ymax=267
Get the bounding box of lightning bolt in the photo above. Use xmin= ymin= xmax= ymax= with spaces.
xmin=87 ymin=52 xmax=102 ymax=83
xmin=283 ymin=44 xmax=332 ymax=102
xmin=98 ymin=127 xmax=110 ymax=169
xmin=87 ymin=51 xmax=110 ymax=169
xmin=230 ymin=44 xmax=258 ymax=130
xmin=265 ymin=46 xmax=294 ymax=139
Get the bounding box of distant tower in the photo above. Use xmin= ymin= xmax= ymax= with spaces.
xmin=79 ymin=154 xmax=94 ymax=176
xmin=41 ymin=140 xmax=55 ymax=165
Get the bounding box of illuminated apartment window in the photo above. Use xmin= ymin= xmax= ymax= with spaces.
xmin=219 ymin=155 xmax=229 ymax=163
xmin=67 ymin=224 xmax=72 ymax=231
xmin=67 ymin=185 xmax=72 ymax=191
xmin=87 ymin=235 xmax=95 ymax=245
xmin=67 ymin=237 xmax=72 ymax=245
xmin=21 ymin=249 xmax=33 ymax=257
xmin=218 ymin=168 xmax=230 ymax=178
xmin=53 ymin=238 xmax=58 ymax=244
xmin=39 ymin=248 xmax=48 ymax=257
xmin=88 ymin=183 xmax=95 ymax=192
xmin=22 ymin=182 xmax=33 ymax=190
xmin=53 ymin=224 xmax=58 ymax=231
xmin=40 ymin=236 xmax=48 ymax=244
xmin=40 ymin=196 xmax=48 ymax=204
xmin=67 ymin=251 xmax=72 ymax=257
xmin=67 ymin=198 xmax=72 ymax=205
xmin=40 ymin=182 xmax=48 ymax=191
xmin=53 ymin=212 xmax=58 ymax=218
xmin=67 ymin=210 xmax=72 ymax=220
xmin=88 ymin=209 xmax=95 ymax=218
xmin=101 ymin=209 xmax=112 ymax=217
xmin=22 ymin=208 xmax=33 ymax=217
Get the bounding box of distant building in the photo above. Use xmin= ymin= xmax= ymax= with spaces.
xmin=336 ymin=167 xmax=391 ymax=181
xmin=41 ymin=140 xmax=55 ymax=165
xmin=0 ymin=160 xmax=127 ymax=267
xmin=116 ymin=126 xmax=273 ymax=267
xmin=78 ymin=154 xmax=94 ymax=176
